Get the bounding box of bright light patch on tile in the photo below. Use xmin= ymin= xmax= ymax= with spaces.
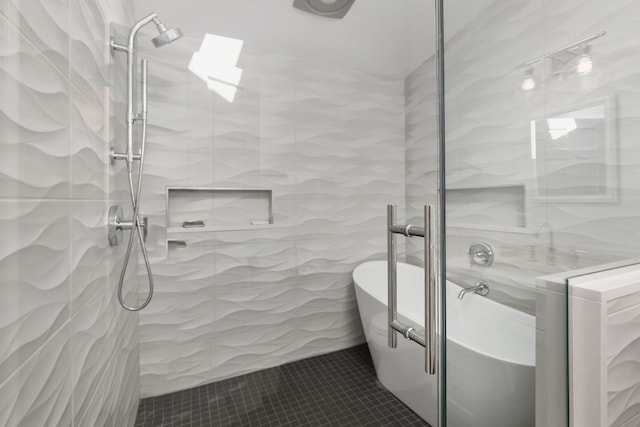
xmin=188 ymin=34 xmax=244 ymax=102
xmin=530 ymin=120 xmax=537 ymax=160
xmin=547 ymin=117 xmax=577 ymax=140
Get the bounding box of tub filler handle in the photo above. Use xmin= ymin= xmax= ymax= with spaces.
xmin=387 ymin=205 xmax=437 ymax=375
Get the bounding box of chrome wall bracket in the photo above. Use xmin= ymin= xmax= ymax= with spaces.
xmin=109 ymin=147 xmax=141 ymax=166
xmin=109 ymin=37 xmax=129 ymax=55
xmin=108 ymin=205 xmax=148 ymax=246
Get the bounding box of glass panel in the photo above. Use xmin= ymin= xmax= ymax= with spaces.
xmin=443 ymin=0 xmax=640 ymax=425
xmin=442 ymin=2 xmax=545 ymax=425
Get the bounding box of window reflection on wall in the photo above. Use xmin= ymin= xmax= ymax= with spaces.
xmin=531 ymin=98 xmax=617 ymax=201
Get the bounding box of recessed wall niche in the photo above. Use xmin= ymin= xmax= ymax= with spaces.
xmin=166 ymin=187 xmax=273 ymax=233
xmin=447 ymin=185 xmax=526 ymax=232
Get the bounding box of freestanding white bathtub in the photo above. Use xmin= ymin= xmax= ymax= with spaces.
xmin=353 ymin=261 xmax=535 ymax=427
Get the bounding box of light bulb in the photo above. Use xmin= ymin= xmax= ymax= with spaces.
xmin=576 ymin=54 xmax=593 ymax=76
xmin=521 ymin=76 xmax=536 ymax=91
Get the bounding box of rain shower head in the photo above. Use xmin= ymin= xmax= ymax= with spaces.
xmin=151 ymin=18 xmax=183 ymax=47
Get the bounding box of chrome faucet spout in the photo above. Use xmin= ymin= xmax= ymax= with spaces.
xmin=458 ymin=280 xmax=490 ymax=300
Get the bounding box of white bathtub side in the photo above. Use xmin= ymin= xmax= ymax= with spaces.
xmin=353 ymin=283 xmax=439 ymax=426
xmin=353 ymin=261 xmax=535 ymax=427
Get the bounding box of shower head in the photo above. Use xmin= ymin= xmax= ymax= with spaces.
xmin=151 ymin=18 xmax=183 ymax=47
xmin=293 ymin=0 xmax=356 ymax=19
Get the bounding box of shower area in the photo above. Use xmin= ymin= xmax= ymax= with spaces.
xmin=3 ymin=0 xmax=640 ymax=426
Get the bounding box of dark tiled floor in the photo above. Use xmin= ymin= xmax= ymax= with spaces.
xmin=135 ymin=344 xmax=430 ymax=427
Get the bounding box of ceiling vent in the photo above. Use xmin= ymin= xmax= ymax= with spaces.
xmin=292 ymin=0 xmax=355 ymax=19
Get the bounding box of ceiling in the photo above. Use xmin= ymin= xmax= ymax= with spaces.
xmin=134 ymin=0 xmax=494 ymax=78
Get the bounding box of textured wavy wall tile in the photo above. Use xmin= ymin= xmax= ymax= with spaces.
xmin=294 ymin=196 xmax=363 ymax=240
xmin=358 ymin=193 xmax=405 ymax=237
xmin=212 ymin=242 xmax=297 ymax=291
xmin=140 ymin=339 xmax=212 ymax=398
xmin=294 ymin=162 xmax=363 ymax=199
xmin=68 ymin=0 xmax=110 ymax=102
xmin=296 ymin=237 xmax=364 ymax=276
xmin=139 ymin=293 xmax=214 ymax=345
xmin=292 ymin=314 xmax=365 ymax=361
xmin=214 ymin=284 xmax=299 ymax=334
xmin=295 ymin=274 xmax=359 ymax=323
xmin=107 ymin=294 xmax=139 ymax=424
xmin=107 ymin=63 xmax=132 ymax=203
xmin=211 ymin=325 xmax=301 ymax=383
xmin=138 ymin=45 xmax=405 ymax=396
xmin=607 ymin=303 xmax=640 ymax=426
xmin=70 ymin=287 xmax=112 ymax=424
xmin=608 ymin=292 xmax=640 ymax=316
xmin=0 ymin=17 xmax=70 ymax=199
xmin=1 ymin=1 xmax=139 ymax=425
xmin=258 ymin=116 xmax=297 ymax=190
xmin=75 ymin=373 xmax=112 ymax=427
xmin=147 ymin=107 xmax=215 ymax=155
xmin=148 ymin=245 xmax=215 ymax=294
xmin=70 ymin=88 xmax=108 ymax=199
xmin=0 ymin=322 xmax=72 ymax=427
xmin=213 ymin=100 xmax=261 ymax=186
xmin=69 ymin=201 xmax=110 ymax=314
xmin=404 ymin=59 xmax=437 ymax=268
xmin=1 ymin=0 xmax=70 ymax=78
xmin=112 ymin=332 xmax=140 ymax=426
xmin=0 ymin=200 xmax=70 ymax=385
xmin=144 ymin=149 xmax=215 ymax=198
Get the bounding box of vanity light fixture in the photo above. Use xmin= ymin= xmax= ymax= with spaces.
xmin=516 ymin=31 xmax=605 ymax=90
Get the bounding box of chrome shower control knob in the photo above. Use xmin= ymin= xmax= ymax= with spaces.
xmin=108 ymin=205 xmax=124 ymax=246
xmin=468 ymin=242 xmax=494 ymax=267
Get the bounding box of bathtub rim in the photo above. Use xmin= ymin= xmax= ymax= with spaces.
xmin=353 ymin=260 xmax=535 ymax=367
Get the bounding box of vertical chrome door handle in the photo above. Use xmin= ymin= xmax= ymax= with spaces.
xmin=388 ymin=205 xmax=398 ymax=349
xmin=425 ymin=205 xmax=436 ymax=375
xmin=386 ymin=204 xmax=436 ymax=376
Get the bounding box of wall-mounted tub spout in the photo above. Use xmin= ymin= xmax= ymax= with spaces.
xmin=458 ymin=280 xmax=490 ymax=300
xmin=108 ymin=13 xmax=183 ymax=312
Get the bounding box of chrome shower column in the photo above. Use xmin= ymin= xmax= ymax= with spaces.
xmin=108 ymin=13 xmax=182 ymax=311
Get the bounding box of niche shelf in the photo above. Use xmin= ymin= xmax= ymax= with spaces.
xmin=166 ymin=187 xmax=273 ymax=233
xmin=447 ymin=184 xmax=527 ymax=233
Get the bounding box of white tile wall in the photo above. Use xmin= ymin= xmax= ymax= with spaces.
xmin=136 ymin=36 xmax=406 ymax=397
xmin=569 ymin=264 xmax=640 ymax=427
xmin=0 ymin=2 xmax=140 ymax=426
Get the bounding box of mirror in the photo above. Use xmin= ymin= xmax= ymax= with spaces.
xmin=531 ymin=97 xmax=617 ymax=201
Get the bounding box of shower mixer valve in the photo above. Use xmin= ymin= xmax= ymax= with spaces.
xmin=108 ymin=205 xmax=147 ymax=246
xmin=468 ymin=242 xmax=494 ymax=267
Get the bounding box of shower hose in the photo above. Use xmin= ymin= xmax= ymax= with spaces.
xmin=117 ymin=118 xmax=154 ymax=311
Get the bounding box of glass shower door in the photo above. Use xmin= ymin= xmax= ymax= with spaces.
xmin=441 ymin=0 xmax=640 ymax=424
xmin=441 ymin=0 xmax=566 ymax=426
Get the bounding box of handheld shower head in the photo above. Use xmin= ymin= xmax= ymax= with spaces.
xmin=151 ymin=17 xmax=183 ymax=47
